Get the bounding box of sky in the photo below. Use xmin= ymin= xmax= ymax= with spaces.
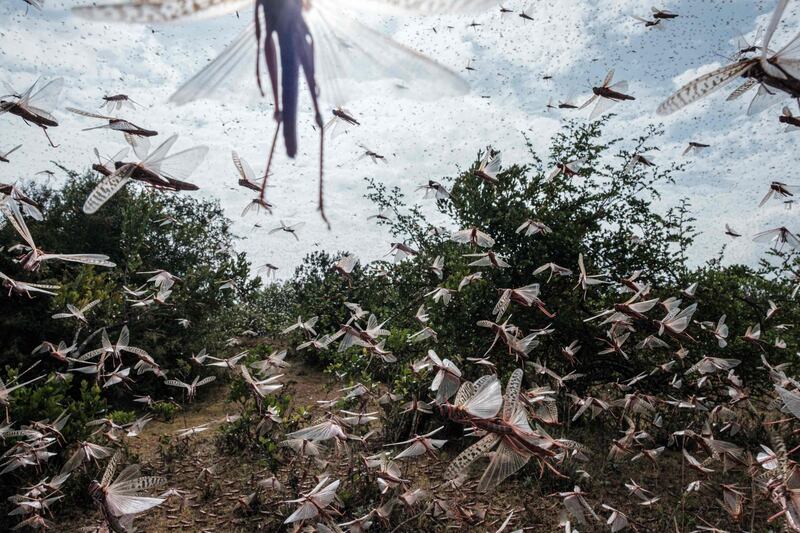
xmin=0 ymin=0 xmax=798 ymax=280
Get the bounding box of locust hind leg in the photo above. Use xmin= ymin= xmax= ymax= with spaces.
xmin=296 ymin=29 xmax=328 ymax=228
xmin=258 ymin=23 xmax=282 ymax=204
xmin=41 ymin=126 xmax=58 ymax=148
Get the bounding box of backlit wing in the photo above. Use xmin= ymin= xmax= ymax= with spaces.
xmin=1 ymin=200 xmax=36 ymax=250
xmin=589 ymin=94 xmax=619 ymax=121
xmin=747 ymin=83 xmax=786 ymax=115
xmin=72 ymin=0 xmax=248 ymax=23
xmin=477 ymin=440 xmax=529 ymax=492
xmin=149 ymin=146 xmax=209 ymax=182
xmin=169 ymin=23 xmax=258 ymax=106
xmin=232 ymin=150 xmax=255 ymax=181
xmin=463 ymin=375 xmax=502 ymax=419
xmin=763 ymin=0 xmax=790 ymax=57
xmin=657 ymin=61 xmax=754 ymax=115
xmin=23 ymin=78 xmax=63 ymax=114
xmin=309 ymin=1 xmax=472 ymax=105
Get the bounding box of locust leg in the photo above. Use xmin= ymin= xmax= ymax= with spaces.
xmin=296 ymin=27 xmax=328 ymax=228
xmin=259 ymin=24 xmax=282 ymax=203
xmin=41 ymin=126 xmax=58 ymax=148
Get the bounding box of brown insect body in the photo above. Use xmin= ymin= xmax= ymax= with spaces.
xmin=780 ymin=114 xmax=800 ymax=127
xmin=593 ymin=86 xmax=636 ymax=101
xmin=92 ymin=162 xmax=198 ymax=191
xmin=0 ymin=100 xmax=59 ymax=147
xmin=332 ymin=108 xmax=359 ymax=126
xmin=107 ymin=119 xmax=158 ymax=137
xmin=746 ymin=62 xmax=800 ymax=99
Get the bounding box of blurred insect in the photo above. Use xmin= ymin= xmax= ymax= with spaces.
xmin=548 ymin=157 xmax=587 ymax=180
xmin=325 ymin=107 xmax=359 ymax=138
xmin=753 ymin=226 xmax=800 ymax=250
xmin=0 ymin=271 xmax=58 ymax=298
xmin=231 ymin=150 xmax=263 ymax=192
xmin=66 ymin=107 xmax=157 ymax=137
xmin=0 ymin=145 xmax=21 ymax=163
xmin=519 ymin=3 xmax=533 ymax=21
xmin=581 ymin=70 xmax=635 ymax=120
xmin=682 ymin=141 xmax=710 ymax=156
xmin=357 ymin=144 xmax=388 ymax=164
xmin=658 ymin=0 xmax=800 ymax=116
xmin=101 ymin=94 xmax=140 ymax=113
xmin=651 ymin=7 xmax=678 ymax=19
xmin=0 ymin=78 xmax=64 ymax=147
xmin=1 ymin=199 xmax=116 ymax=272
xmin=73 ymin=0 xmax=495 ymax=227
xmin=780 ymin=104 xmax=800 ymax=131
xmin=760 ymin=181 xmax=798 ymax=207
xmin=269 ymin=220 xmax=305 ymax=241
xmin=631 ymin=15 xmax=664 ymax=30
xmin=475 ymin=149 xmax=502 ymax=185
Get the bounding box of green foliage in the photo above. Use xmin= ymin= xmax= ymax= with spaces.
xmin=281 ymin=119 xmax=798 ymax=395
xmin=0 ymin=171 xmax=259 ymax=373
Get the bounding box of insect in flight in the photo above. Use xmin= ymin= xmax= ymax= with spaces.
xmin=0 ymin=145 xmax=21 ymax=163
xmin=0 ymin=78 xmax=63 ymax=148
xmin=658 ymin=0 xmax=800 ymax=116
xmin=66 ymin=107 xmax=158 ymax=137
xmin=581 ymin=69 xmax=636 ymax=120
xmin=101 ymin=94 xmax=140 ymax=113
xmin=72 ymin=0 xmax=495 ymax=227
xmin=84 ymin=134 xmax=207 ymax=214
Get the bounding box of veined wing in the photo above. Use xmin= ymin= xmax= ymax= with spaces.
xmin=308 ymin=0 xmax=471 ymax=106
xmin=771 ymin=30 xmax=800 ymax=80
xmin=747 ymin=83 xmax=786 ymax=115
xmin=104 ymin=492 xmax=164 ymax=517
xmin=148 ymin=146 xmax=208 ymax=182
xmin=477 ymin=440 xmax=529 ymax=492
xmin=763 ymin=0 xmax=790 ymax=58
xmin=444 ymin=433 xmax=500 ymax=481
xmin=23 ymin=78 xmax=63 ymax=115
xmin=462 ymin=375 xmax=502 ymax=419
xmin=232 ymin=150 xmax=255 ymax=181
xmin=23 ymin=105 xmax=58 ymax=123
xmin=589 ymin=94 xmax=619 ymax=121
xmin=39 ymin=254 xmax=116 ymax=268
xmin=102 ymin=451 xmax=123 ymax=486
xmin=501 ymin=369 xmax=523 ymax=421
xmin=1 ymin=199 xmax=36 ymax=250
xmin=142 ymin=134 xmax=179 ymax=167
xmin=453 ymin=380 xmax=477 ymax=407
xmin=83 ymin=164 xmax=136 ymax=214
xmin=726 ymin=79 xmax=757 ymax=101
xmin=169 ymin=22 xmax=258 ymax=106
xmin=657 ymin=61 xmax=755 ymax=115
xmin=72 ymin=0 xmax=248 ymax=23
xmin=602 ymin=69 xmax=615 ymax=87
xmin=125 ymin=133 xmax=151 ymax=160
xmin=67 ymin=107 xmax=113 ymax=121
xmin=167 ymin=1 xmax=485 ymax=107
